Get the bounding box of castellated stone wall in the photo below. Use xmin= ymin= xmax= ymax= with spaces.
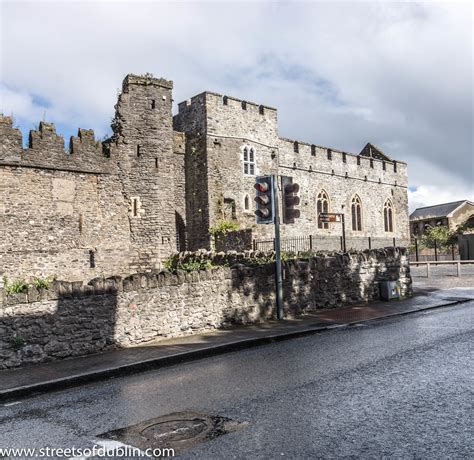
xmin=0 ymin=248 xmax=411 ymax=369
xmin=174 ymin=91 xmax=409 ymax=251
xmin=0 ymin=75 xmax=187 ymax=282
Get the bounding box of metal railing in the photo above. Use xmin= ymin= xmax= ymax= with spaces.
xmin=410 ymin=260 xmax=474 ymax=277
xmin=252 ymin=235 xmax=398 ymax=252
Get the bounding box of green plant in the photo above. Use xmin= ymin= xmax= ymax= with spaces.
xmin=209 ymin=220 xmax=240 ymax=237
xmin=10 ymin=335 xmax=25 ymax=351
xmin=164 ymin=254 xmax=214 ymax=273
xmin=3 ymin=277 xmax=28 ymax=294
xmin=33 ymin=276 xmax=51 ymax=290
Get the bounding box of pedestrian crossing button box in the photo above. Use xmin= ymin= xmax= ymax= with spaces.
xmin=380 ymin=281 xmax=401 ymax=300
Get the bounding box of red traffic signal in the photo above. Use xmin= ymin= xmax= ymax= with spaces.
xmin=254 ymin=176 xmax=275 ymax=224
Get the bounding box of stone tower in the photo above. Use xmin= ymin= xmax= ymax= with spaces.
xmin=111 ymin=74 xmax=178 ymax=266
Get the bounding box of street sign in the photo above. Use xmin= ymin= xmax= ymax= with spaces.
xmin=319 ymin=212 xmax=342 ymax=223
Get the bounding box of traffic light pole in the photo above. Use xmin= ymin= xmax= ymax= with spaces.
xmin=341 ymin=213 xmax=347 ymax=252
xmin=273 ymin=175 xmax=284 ymax=320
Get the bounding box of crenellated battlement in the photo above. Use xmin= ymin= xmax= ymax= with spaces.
xmin=0 ymin=117 xmax=115 ymax=174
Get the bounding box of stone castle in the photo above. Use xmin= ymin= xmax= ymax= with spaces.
xmin=0 ymin=74 xmax=409 ymax=282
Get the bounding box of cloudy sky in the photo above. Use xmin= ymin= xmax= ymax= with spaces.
xmin=1 ymin=1 xmax=472 ymax=211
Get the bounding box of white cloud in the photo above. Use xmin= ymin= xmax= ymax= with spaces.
xmin=0 ymin=1 xmax=472 ymax=209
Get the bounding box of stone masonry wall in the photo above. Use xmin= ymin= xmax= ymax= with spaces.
xmin=174 ymin=91 xmax=410 ymax=250
xmin=0 ymin=75 xmax=187 ymax=282
xmin=0 ymin=247 xmax=411 ymax=369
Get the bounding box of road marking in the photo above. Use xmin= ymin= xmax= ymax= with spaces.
xmin=3 ymin=401 xmax=22 ymax=407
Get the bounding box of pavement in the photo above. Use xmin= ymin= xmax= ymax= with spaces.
xmin=1 ymin=285 xmax=472 ymax=402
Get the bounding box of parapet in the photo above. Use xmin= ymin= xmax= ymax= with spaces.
xmin=0 ymin=115 xmax=23 ymax=160
xmin=122 ymin=73 xmax=173 ymax=92
xmin=0 ymin=117 xmax=115 ymax=174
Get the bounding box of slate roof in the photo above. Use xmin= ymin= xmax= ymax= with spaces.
xmin=359 ymin=143 xmax=393 ymax=161
xmin=410 ymin=200 xmax=470 ymax=220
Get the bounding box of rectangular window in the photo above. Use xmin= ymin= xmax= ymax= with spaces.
xmin=382 ymin=161 xmax=386 ymax=171
xmin=394 ymin=161 xmax=397 ymax=172
xmin=357 ymin=156 xmax=361 ymax=166
xmin=259 ymin=105 xmax=264 ymax=115
xmin=243 ymin=146 xmax=256 ymax=175
xmin=311 ymin=145 xmax=316 ymax=156
xmin=342 ymin=152 xmax=347 ymax=163
xmin=370 ymin=159 xmax=374 ymax=168
xmin=327 ymin=149 xmax=332 ymax=160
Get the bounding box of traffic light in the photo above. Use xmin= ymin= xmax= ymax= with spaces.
xmin=254 ymin=175 xmax=275 ymax=224
xmin=281 ymin=176 xmax=300 ymax=224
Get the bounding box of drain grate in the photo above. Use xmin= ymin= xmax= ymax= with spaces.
xmin=98 ymin=411 xmax=247 ymax=455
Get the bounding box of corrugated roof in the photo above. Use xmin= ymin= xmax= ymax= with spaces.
xmin=410 ymin=200 xmax=468 ymax=220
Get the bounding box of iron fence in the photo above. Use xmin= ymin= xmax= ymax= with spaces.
xmin=252 ymin=235 xmax=398 ymax=252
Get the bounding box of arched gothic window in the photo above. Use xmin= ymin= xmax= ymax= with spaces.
xmin=384 ymin=199 xmax=394 ymax=232
xmin=317 ymin=190 xmax=330 ymax=229
xmin=244 ymin=194 xmax=250 ymax=211
xmin=351 ymin=195 xmax=362 ymax=231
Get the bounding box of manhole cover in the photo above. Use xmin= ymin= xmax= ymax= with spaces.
xmin=98 ymin=411 xmax=247 ymax=456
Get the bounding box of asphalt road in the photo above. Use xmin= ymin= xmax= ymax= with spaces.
xmin=1 ymin=302 xmax=473 ymax=459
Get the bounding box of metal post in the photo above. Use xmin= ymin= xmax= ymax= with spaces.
xmin=451 ymin=244 xmax=455 ymax=261
xmin=252 ymin=239 xmax=256 ymax=251
xmin=273 ymin=175 xmax=284 ymax=320
xmin=456 ymin=262 xmax=461 ymax=277
xmin=341 ymin=214 xmax=347 ymax=252
xmin=426 ymin=263 xmax=431 ymax=278
xmin=309 ymin=234 xmax=313 ymax=250
xmin=434 ymin=240 xmax=438 ymax=261
xmin=415 ymin=237 xmax=419 ymax=262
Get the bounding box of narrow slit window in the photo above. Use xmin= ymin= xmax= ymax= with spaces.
xmin=327 ymin=149 xmax=332 ymax=160
xmin=393 ymin=161 xmax=397 ymax=172
xmin=137 ymin=145 xmax=141 ymax=157
xmin=241 ymin=101 xmax=247 ymax=110
xmin=311 ymin=145 xmax=316 ymax=156
xmin=223 ymin=96 xmax=228 ymax=105
xmin=370 ymin=158 xmax=374 ymax=168
xmin=132 ymin=198 xmax=138 ymax=217
xmin=342 ymin=152 xmax=347 ymax=163
xmin=89 ymin=250 xmax=96 ymax=269
xmin=259 ymin=105 xmax=264 ymax=115
xmin=155 ymin=158 xmax=158 ymax=169
xmin=382 ymin=161 xmax=386 ymax=171
xmin=150 ymin=99 xmax=156 ymax=109
xmin=357 ymin=156 xmax=361 ymax=166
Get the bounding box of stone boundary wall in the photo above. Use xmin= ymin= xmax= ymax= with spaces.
xmin=0 ymin=248 xmax=411 ymax=369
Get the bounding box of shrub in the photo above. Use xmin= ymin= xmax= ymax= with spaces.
xmin=164 ymin=254 xmax=214 ymax=273
xmin=209 ymin=220 xmax=240 ymax=237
